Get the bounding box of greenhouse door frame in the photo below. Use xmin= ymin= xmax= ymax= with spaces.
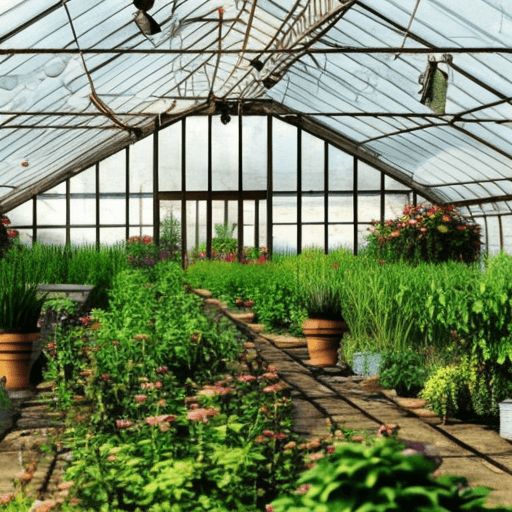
xmin=158 ymin=190 xmax=267 ymax=268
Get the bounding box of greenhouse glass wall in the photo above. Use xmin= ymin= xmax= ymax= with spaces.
xmin=7 ymin=114 xmax=510 ymax=257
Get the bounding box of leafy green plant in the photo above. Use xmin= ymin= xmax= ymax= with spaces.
xmin=271 ymin=439 xmax=512 ymax=512
xmin=0 ymin=262 xmax=47 ymax=333
xmin=379 ymin=349 xmax=428 ymax=398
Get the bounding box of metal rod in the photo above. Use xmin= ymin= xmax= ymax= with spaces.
xmin=353 ymin=157 xmax=358 ymax=256
xmin=153 ymin=120 xmax=160 ymax=245
xmin=238 ymin=114 xmax=243 ymax=262
xmin=324 ymin=141 xmax=329 ymax=255
xmin=32 ymin=196 xmax=37 ymax=245
xmin=297 ymin=126 xmax=302 ymax=255
xmin=95 ymin=164 xmax=100 ymax=247
xmin=267 ymin=115 xmax=273 ymax=258
xmin=255 ymin=200 xmax=259 ymax=248
xmin=125 ymin=146 xmax=130 ymax=241
xmin=181 ymin=118 xmax=187 ymax=269
xmin=207 ymin=115 xmax=213 ymax=259
xmin=3 ymin=47 xmax=511 ymax=55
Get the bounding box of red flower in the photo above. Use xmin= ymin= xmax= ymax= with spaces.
xmin=332 ymin=263 xmax=339 ymax=269
xmin=7 ymin=230 xmax=18 ymax=239
xmin=156 ymin=366 xmax=168 ymax=374
xmin=244 ymin=300 xmax=255 ymax=307
xmin=142 ymin=235 xmax=153 ymax=245
xmin=1 ymin=216 xmax=10 ymax=226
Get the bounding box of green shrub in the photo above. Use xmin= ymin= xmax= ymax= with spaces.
xmin=270 ymin=439 xmax=512 ymax=512
xmin=379 ymin=349 xmax=428 ymax=398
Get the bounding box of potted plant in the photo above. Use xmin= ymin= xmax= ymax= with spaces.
xmin=297 ymin=261 xmax=348 ymax=366
xmin=0 ymin=263 xmax=47 ymax=390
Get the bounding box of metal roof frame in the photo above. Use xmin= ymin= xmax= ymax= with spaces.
xmin=1 ymin=0 xmax=512 ymax=214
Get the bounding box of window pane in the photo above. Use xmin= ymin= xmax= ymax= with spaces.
xmin=70 ymin=228 xmax=96 ymax=245
xmin=70 ymin=198 xmax=95 ymax=226
xmin=100 ymin=198 xmax=126 ymax=225
xmin=329 ymin=225 xmax=354 ymax=252
xmin=243 ymin=117 xmax=266 ymax=190
xmin=329 ymin=147 xmax=353 ymax=190
xmin=302 ymin=195 xmax=324 ymax=223
xmin=186 ymin=117 xmax=208 ymax=191
xmin=100 ymin=153 xmax=126 ymax=194
xmin=213 ymin=116 xmax=238 ymax=192
xmin=159 ymin=122 xmax=182 ymax=191
xmin=37 ymin=198 xmax=65 ymax=226
xmin=100 ymin=228 xmax=125 ymax=245
xmin=273 ymin=120 xmax=296 ymax=192
xmin=302 ymin=131 xmax=324 ymax=192
xmin=36 ymin=228 xmax=66 ymax=245
xmin=302 ymin=224 xmax=325 ymax=252
xmin=273 ymin=225 xmax=297 ymax=254
xmin=328 ymin=194 xmax=353 ymax=223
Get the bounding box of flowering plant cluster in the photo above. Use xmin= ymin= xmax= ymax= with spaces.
xmin=39 ymin=260 xmax=334 ymax=511
xmin=366 ymin=204 xmax=482 ymax=264
xmin=0 ymin=215 xmax=19 ymax=260
xmin=124 ymin=234 xmax=179 ymax=268
xmin=187 ymin=246 xmax=269 ymax=265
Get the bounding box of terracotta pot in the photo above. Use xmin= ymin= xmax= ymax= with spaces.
xmin=302 ymin=318 xmax=348 ymax=366
xmin=0 ymin=333 xmax=39 ymax=390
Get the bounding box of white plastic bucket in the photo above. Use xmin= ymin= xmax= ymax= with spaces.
xmin=499 ymin=399 xmax=512 ymax=440
xmin=352 ymin=352 xmax=382 ymax=377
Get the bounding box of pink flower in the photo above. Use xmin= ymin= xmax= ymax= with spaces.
xmin=142 ymin=235 xmax=153 ymax=245
xmin=134 ymin=334 xmax=149 ymax=341
xmin=262 ymin=382 xmax=287 ymax=393
xmin=244 ymin=300 xmax=255 ymax=307
xmin=284 ymin=441 xmax=297 ymax=451
xmin=80 ymin=316 xmax=90 ymax=325
xmin=268 ymin=365 xmax=277 ymax=372
xmin=261 ymin=373 xmax=279 ymax=380
xmin=7 ymin=230 xmax=18 ymax=239
xmin=134 ymin=394 xmax=148 ymax=403
xmin=140 ymin=382 xmax=155 ymax=390
xmin=262 ymin=430 xmax=275 ymax=438
xmin=187 ymin=408 xmax=220 ymax=423
xmin=145 ymin=415 xmax=176 ymax=426
xmin=1 ymin=216 xmax=10 ymax=226
xmin=274 ymin=432 xmax=287 ymax=439
xmin=457 ymin=225 xmax=467 ymax=231
xmin=265 ymin=505 xmax=275 ymax=512
xmin=155 ymin=381 xmax=162 ymax=389
xmin=116 ymin=419 xmax=134 ymax=428
xmin=442 ymin=214 xmax=451 ymax=222
xmin=156 ymin=366 xmax=168 ymax=374
xmin=295 ymin=484 xmax=312 ymax=495
xmin=198 ymin=385 xmax=233 ymax=396
xmin=237 ymin=375 xmax=256 ymax=383
xmin=101 ymin=374 xmax=110 ymax=381
xmin=112 ymin=340 xmax=119 ymax=346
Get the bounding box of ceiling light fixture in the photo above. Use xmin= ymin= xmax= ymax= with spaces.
xmin=133 ymin=0 xmax=161 ymax=35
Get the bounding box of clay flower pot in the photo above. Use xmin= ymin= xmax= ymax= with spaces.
xmin=0 ymin=333 xmax=39 ymax=390
xmin=303 ymin=318 xmax=348 ymax=366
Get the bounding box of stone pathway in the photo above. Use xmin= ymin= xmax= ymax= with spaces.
xmin=216 ymin=297 xmax=512 ymax=509
xmin=1 ymin=290 xmax=512 ymax=510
